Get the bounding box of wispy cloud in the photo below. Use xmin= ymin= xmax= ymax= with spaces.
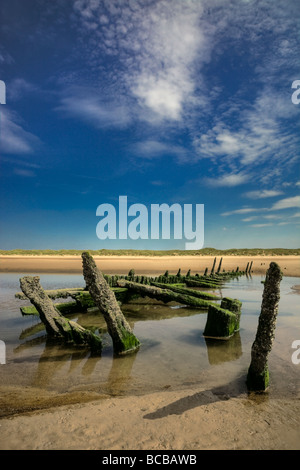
xmin=0 ymin=109 xmax=41 ymax=154
xmin=250 ymin=223 xmax=273 ymax=228
xmin=8 ymin=78 xmax=38 ymax=101
xmin=193 ymin=88 xmax=298 ymax=172
xmin=131 ymin=139 xmax=186 ymax=160
xmin=13 ymin=168 xmax=36 ymax=177
xmin=222 ymin=196 xmax=300 ymax=226
xmin=204 ymin=172 xmax=249 ymax=187
xmin=243 ymin=189 xmax=284 ymax=199
xmin=242 ymin=214 xmax=282 ymax=222
xmin=0 ymin=45 xmax=14 ymax=65
xmin=56 ymin=87 xmax=132 ymax=128
xmin=222 ymin=207 xmax=263 ymax=216
xmin=270 ymin=196 xmax=300 ymax=210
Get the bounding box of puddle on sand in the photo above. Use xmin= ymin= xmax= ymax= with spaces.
xmin=0 ymin=273 xmax=299 ymax=417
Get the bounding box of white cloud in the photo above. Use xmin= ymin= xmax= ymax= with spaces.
xmin=205 ymin=172 xmax=249 ymax=187
xmin=133 ymin=75 xmax=185 ymax=121
xmin=131 ymin=139 xmax=186 ymax=160
xmin=8 ymin=78 xmax=37 ymax=101
xmin=194 ymin=88 xmax=298 ymax=169
xmin=72 ymin=0 xmax=211 ymax=123
xmin=270 ymin=196 xmax=300 ymax=210
xmin=56 ymin=88 xmax=132 ymax=128
xmin=243 ymin=189 xmax=284 ymax=199
xmin=0 ymin=46 xmax=14 ymax=65
xmin=129 ymin=3 xmax=206 ymax=122
xmin=14 ymin=168 xmax=36 ymax=177
xmin=222 ymin=207 xmax=260 ymax=216
xmin=263 ymin=214 xmax=282 ymax=220
xmin=250 ymin=223 xmax=273 ymax=228
xmin=223 ymin=196 xmax=300 ymax=224
xmin=0 ymin=109 xmax=41 ymax=154
xmin=242 ymin=214 xmax=282 ymax=222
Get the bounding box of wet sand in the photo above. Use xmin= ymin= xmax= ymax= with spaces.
xmin=1 ymin=386 xmax=299 ymax=450
xmin=0 ymin=254 xmax=299 ymax=276
xmin=0 ymin=254 xmax=299 ymax=450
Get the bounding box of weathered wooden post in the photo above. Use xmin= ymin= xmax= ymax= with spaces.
xmin=246 ymin=262 xmax=283 ymax=391
xmin=204 ymin=267 xmax=208 ymax=276
xmin=82 ymin=252 xmax=140 ymax=355
xmin=210 ymin=257 xmax=216 ymax=275
xmin=216 ymin=257 xmax=223 ymax=274
xmin=221 ymin=297 xmax=242 ymax=332
xmin=245 ymin=262 xmax=249 ymax=274
xmin=249 ymin=261 xmax=253 ymax=273
xmin=128 ymin=269 xmax=135 ymax=281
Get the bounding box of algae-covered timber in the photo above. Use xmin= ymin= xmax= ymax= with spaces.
xmin=117 ymin=279 xmax=217 ymax=309
xmin=81 ymin=251 xmax=140 ymax=355
xmin=15 ymin=287 xmax=86 ymax=300
xmin=220 ymin=297 xmax=242 ymax=332
xmin=19 ymin=276 xmax=102 ymax=354
xmin=203 ymin=305 xmax=238 ymax=340
xmin=185 ymin=279 xmax=220 ymax=289
xmin=150 ymin=281 xmax=222 ymax=301
xmin=20 ymin=301 xmax=79 ymax=316
xmin=247 ymin=262 xmax=283 ymax=392
xmin=18 ymin=287 xmax=135 ymax=317
xmin=203 ymin=296 xmax=242 ymax=340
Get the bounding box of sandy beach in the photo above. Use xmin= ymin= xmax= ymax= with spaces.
xmin=0 ymin=254 xmax=299 ymax=277
xmin=0 ymin=254 xmax=299 ymax=450
xmin=1 ymin=385 xmax=299 ymax=450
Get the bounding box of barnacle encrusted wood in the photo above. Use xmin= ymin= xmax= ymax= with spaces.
xmin=19 ymin=276 xmax=102 ymax=353
xmin=81 ymin=251 xmax=140 ymax=355
xmin=247 ymin=262 xmax=283 ymax=391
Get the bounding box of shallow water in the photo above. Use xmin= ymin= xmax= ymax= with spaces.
xmin=0 ymin=273 xmax=299 ymax=416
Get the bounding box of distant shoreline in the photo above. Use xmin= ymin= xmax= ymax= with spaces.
xmin=0 ymin=254 xmax=299 ymax=277
xmin=1 ymin=248 xmax=300 ymax=257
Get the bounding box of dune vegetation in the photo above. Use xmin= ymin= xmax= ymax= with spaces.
xmin=0 ymin=248 xmax=299 ymax=257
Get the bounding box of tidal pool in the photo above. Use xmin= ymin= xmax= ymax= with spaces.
xmin=0 ymin=272 xmax=299 ymax=417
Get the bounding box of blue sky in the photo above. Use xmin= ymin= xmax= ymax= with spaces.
xmin=0 ymin=0 xmax=299 ymax=250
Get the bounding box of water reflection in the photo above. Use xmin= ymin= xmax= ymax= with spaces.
xmin=204 ymin=333 xmax=243 ymax=365
xmin=33 ymin=342 xmax=92 ymax=388
xmin=105 ymin=353 xmax=138 ymax=396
